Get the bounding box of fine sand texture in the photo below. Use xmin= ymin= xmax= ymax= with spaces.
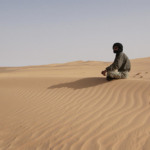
xmin=0 ymin=57 xmax=150 ymax=150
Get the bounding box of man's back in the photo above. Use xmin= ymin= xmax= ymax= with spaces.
xmin=117 ymin=52 xmax=131 ymax=72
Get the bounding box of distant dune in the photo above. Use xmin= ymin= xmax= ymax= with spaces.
xmin=0 ymin=57 xmax=150 ymax=150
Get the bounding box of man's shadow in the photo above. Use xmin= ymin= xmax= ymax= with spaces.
xmin=48 ymin=77 xmax=107 ymax=90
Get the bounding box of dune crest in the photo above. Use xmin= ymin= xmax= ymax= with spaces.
xmin=0 ymin=58 xmax=150 ymax=150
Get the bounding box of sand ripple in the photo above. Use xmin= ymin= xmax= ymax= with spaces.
xmin=0 ymin=76 xmax=150 ymax=150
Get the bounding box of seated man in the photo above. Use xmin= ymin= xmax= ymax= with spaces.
xmin=101 ymin=43 xmax=131 ymax=81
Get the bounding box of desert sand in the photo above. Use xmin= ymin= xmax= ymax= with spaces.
xmin=0 ymin=57 xmax=150 ymax=150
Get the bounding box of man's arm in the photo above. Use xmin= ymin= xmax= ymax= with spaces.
xmin=106 ymin=53 xmax=124 ymax=72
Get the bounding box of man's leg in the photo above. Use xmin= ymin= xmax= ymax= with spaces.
xmin=107 ymin=71 xmax=128 ymax=80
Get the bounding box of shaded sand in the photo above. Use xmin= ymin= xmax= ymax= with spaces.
xmin=0 ymin=58 xmax=150 ymax=150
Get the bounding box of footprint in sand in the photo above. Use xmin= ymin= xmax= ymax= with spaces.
xmin=133 ymin=72 xmax=141 ymax=78
xmin=136 ymin=72 xmax=141 ymax=75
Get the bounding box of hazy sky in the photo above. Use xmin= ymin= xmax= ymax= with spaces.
xmin=0 ymin=0 xmax=150 ymax=66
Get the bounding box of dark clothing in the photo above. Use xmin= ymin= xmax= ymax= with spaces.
xmin=106 ymin=52 xmax=131 ymax=72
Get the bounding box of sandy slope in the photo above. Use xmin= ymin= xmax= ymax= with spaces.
xmin=0 ymin=58 xmax=150 ymax=150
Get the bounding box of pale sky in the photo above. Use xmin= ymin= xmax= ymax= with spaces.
xmin=0 ymin=0 xmax=150 ymax=66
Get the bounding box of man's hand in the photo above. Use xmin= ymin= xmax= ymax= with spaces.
xmin=101 ymin=70 xmax=107 ymax=76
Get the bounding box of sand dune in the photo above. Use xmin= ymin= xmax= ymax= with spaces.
xmin=0 ymin=58 xmax=150 ymax=150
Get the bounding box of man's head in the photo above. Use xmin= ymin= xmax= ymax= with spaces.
xmin=112 ymin=43 xmax=123 ymax=53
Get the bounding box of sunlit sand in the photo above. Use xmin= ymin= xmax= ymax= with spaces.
xmin=0 ymin=57 xmax=150 ymax=150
